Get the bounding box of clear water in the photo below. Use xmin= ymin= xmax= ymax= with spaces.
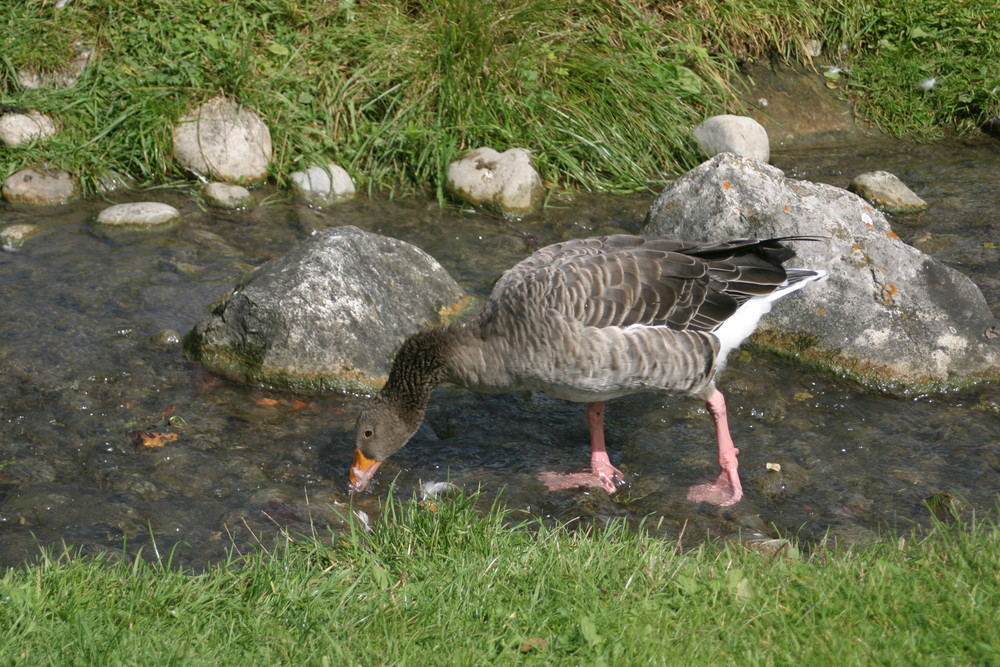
xmin=1 ymin=138 xmax=998 ymax=568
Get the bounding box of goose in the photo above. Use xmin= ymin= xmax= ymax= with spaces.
xmin=350 ymin=234 xmax=825 ymax=506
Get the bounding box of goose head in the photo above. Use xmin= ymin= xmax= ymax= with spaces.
xmin=349 ymin=327 xmax=453 ymax=493
xmin=350 ymin=394 xmax=422 ymax=493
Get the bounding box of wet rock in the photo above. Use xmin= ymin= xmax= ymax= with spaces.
xmin=290 ymin=164 xmax=356 ymax=205
xmin=0 ymin=223 xmax=42 ymax=250
xmin=983 ymin=116 xmax=1000 ymax=140
xmin=446 ymin=147 xmax=544 ymax=218
xmin=186 ymin=225 xmax=469 ymax=392
xmin=1 ymin=460 xmax=57 ymax=485
xmin=0 ymin=111 xmax=57 ymax=146
xmin=172 ymin=95 xmax=272 ymax=185
xmin=644 ymin=153 xmax=1000 ymax=391
xmin=201 ymin=182 xmax=253 ymax=210
xmin=823 ymin=524 xmax=880 ymax=548
xmin=742 ymin=537 xmax=797 ymax=557
xmin=124 ymin=479 xmax=166 ymax=501
xmin=183 ymin=228 xmax=242 ymax=256
xmin=151 ymin=329 xmax=182 ymax=346
xmin=95 ymin=202 xmax=181 ymax=229
xmin=17 ymin=42 xmax=93 ymax=90
xmin=751 ymin=460 xmax=809 ymax=501
xmin=693 ymin=115 xmax=770 ymax=163
xmin=923 ymin=491 xmax=968 ymax=522
xmin=2 ymin=168 xmax=77 ymax=205
xmin=849 ymin=171 xmax=928 ymax=213
xmin=290 ymin=491 xmax=352 ymax=527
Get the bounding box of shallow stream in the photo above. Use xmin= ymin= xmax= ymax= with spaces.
xmin=1 ymin=137 xmax=998 ymax=568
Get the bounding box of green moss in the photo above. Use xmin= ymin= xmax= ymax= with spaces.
xmin=184 ymin=340 xmax=383 ymax=394
xmin=750 ymin=328 xmax=1000 ymax=396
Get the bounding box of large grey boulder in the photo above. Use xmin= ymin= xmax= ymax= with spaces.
xmin=644 ymin=153 xmax=1000 ymax=391
xmin=186 ymin=226 xmax=469 ymax=393
xmin=172 ymin=95 xmax=272 ymax=185
xmin=446 ymin=147 xmax=544 ymax=218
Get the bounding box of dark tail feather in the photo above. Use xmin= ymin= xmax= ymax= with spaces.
xmin=686 ymin=236 xmax=826 ymax=266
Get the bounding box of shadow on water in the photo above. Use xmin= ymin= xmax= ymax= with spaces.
xmin=1 ymin=138 xmax=998 ymax=568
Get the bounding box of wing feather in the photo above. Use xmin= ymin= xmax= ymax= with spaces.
xmin=487 ymin=234 xmax=808 ymax=334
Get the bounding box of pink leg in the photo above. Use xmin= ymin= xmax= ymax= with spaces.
xmin=585 ymin=402 xmax=626 ymax=492
xmin=538 ymin=401 xmax=625 ymax=494
xmin=687 ymin=389 xmax=744 ymax=506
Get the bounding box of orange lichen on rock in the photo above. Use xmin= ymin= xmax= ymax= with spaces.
xmin=879 ymin=282 xmax=898 ymax=305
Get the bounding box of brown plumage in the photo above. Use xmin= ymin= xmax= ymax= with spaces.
xmin=351 ymin=234 xmax=825 ymax=505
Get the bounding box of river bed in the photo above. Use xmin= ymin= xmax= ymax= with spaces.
xmin=1 ymin=138 xmax=998 ymax=569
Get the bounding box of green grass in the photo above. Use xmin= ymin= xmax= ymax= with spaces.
xmin=823 ymin=0 xmax=1000 ymax=138
xmin=0 ymin=0 xmax=736 ymax=196
xmin=1 ymin=1 xmax=998 ymax=197
xmin=2 ymin=492 xmax=998 ymax=665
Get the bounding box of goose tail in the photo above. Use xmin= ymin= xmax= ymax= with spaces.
xmin=712 ymin=267 xmax=826 ymax=367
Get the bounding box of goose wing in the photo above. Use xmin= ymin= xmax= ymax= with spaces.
xmin=488 ymin=235 xmax=796 ymax=333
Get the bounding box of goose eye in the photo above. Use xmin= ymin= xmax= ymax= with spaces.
xmin=363 ymin=429 xmax=374 ymax=439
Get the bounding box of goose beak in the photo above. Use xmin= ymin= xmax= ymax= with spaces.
xmin=350 ymin=448 xmax=381 ymax=493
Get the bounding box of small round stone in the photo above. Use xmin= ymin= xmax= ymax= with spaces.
xmin=151 ymin=329 xmax=182 ymax=346
xmin=0 ymin=223 xmax=42 ymax=249
xmin=95 ymin=202 xmax=181 ymax=228
xmin=290 ymin=164 xmax=356 ymax=205
xmin=2 ymin=168 xmax=77 ymax=205
xmin=201 ymin=182 xmax=253 ymax=210
xmin=0 ymin=111 xmax=57 ymax=146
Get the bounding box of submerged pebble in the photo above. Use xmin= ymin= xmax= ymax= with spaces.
xmin=95 ymin=202 xmax=181 ymax=229
xmin=202 ymin=182 xmax=253 ymax=210
xmin=151 ymin=329 xmax=182 ymax=345
xmin=0 ymin=223 xmax=41 ymax=249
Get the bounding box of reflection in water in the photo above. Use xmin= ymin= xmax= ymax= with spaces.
xmin=0 ymin=139 xmax=998 ymax=568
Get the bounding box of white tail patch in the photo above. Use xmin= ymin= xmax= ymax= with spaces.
xmin=712 ymin=269 xmax=827 ymax=366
